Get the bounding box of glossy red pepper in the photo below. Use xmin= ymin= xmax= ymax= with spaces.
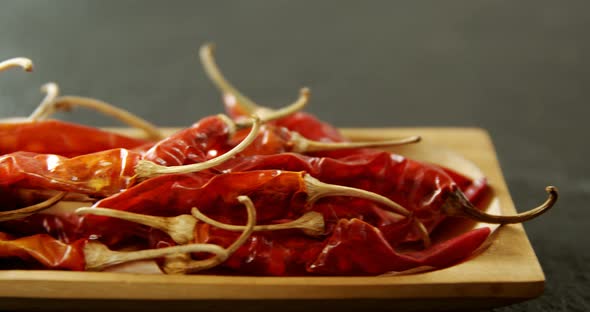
xmin=219 ymin=151 xmax=470 ymax=242
xmin=0 ymin=114 xmax=256 ymax=199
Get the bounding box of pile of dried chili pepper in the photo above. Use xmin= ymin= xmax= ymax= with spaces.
xmin=0 ymin=49 xmax=558 ymax=276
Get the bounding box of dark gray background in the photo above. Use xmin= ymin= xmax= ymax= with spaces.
xmin=0 ymin=1 xmax=588 ymax=311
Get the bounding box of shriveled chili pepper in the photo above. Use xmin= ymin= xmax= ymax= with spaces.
xmin=306 ymin=219 xmax=491 ymax=276
xmin=215 ymin=151 xmax=555 ymax=243
xmin=78 ymin=170 xmax=422 ymax=246
xmin=0 ymin=115 xmax=261 ymax=199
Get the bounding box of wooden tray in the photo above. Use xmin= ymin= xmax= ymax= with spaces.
xmin=0 ymin=127 xmax=545 ymax=312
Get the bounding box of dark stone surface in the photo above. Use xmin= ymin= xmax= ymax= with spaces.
xmin=1 ymin=1 xmax=588 ymax=311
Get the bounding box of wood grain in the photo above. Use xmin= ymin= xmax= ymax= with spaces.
xmin=0 ymin=127 xmax=546 ymax=311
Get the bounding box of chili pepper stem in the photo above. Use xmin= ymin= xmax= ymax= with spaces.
xmin=0 ymin=192 xmax=66 ymax=222
xmin=28 ymin=82 xmax=60 ymax=121
xmin=135 ymin=115 xmax=261 ymax=178
xmin=191 ymin=208 xmax=325 ymax=236
xmin=304 ymin=174 xmax=410 ymax=218
xmin=235 ymin=88 xmax=310 ymax=128
xmin=443 ymin=186 xmax=559 ymax=224
xmin=290 ymin=132 xmax=422 ymax=153
xmin=0 ymin=57 xmax=33 ymax=72
xmin=76 ymin=207 xmax=197 ymax=245
xmin=163 ymin=195 xmax=257 ymax=274
xmin=30 ymin=95 xmax=164 ymax=140
xmin=84 ymin=241 xmax=227 ymax=272
xmin=200 ymin=43 xmax=309 ymax=121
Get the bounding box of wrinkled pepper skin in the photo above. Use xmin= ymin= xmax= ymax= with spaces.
xmin=0 ymin=120 xmax=149 ymax=157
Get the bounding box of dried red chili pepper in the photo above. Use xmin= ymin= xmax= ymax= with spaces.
xmin=0 ymin=115 xmax=262 ymax=199
xmin=214 ymin=151 xmax=555 ymax=243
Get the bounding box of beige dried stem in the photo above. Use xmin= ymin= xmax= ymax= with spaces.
xmin=0 ymin=192 xmax=66 ymax=222
xmin=76 ymin=207 xmax=197 ymax=245
xmin=0 ymin=57 xmax=33 ymax=73
xmin=135 ymin=115 xmax=261 ymax=179
xmin=163 ymin=195 xmax=257 ymax=274
xmin=234 ymin=88 xmax=310 ymax=127
xmin=28 ymin=82 xmax=60 ymax=121
xmin=289 ymin=131 xmax=422 ymax=153
xmin=84 ymin=241 xmax=228 ymax=272
xmin=28 ymin=94 xmax=164 ymax=141
xmin=200 ymin=43 xmax=309 ymax=121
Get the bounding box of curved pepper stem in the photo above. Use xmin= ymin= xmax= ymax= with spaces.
xmin=444 ymin=186 xmax=558 ymax=224
xmin=0 ymin=192 xmax=65 ymax=222
xmin=163 ymin=195 xmax=257 ymax=274
xmin=303 ymin=174 xmax=431 ymax=248
xmin=135 ymin=115 xmax=261 ymax=178
xmin=28 ymin=95 xmax=164 ymax=141
xmin=200 ymin=43 xmax=309 ymax=120
xmin=83 ymin=241 xmax=227 ymax=272
xmin=0 ymin=57 xmax=33 ymax=73
xmin=290 ymin=132 xmax=422 ymax=153
xmin=234 ymin=88 xmax=310 ymax=127
xmin=28 ymin=82 xmax=60 ymax=121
